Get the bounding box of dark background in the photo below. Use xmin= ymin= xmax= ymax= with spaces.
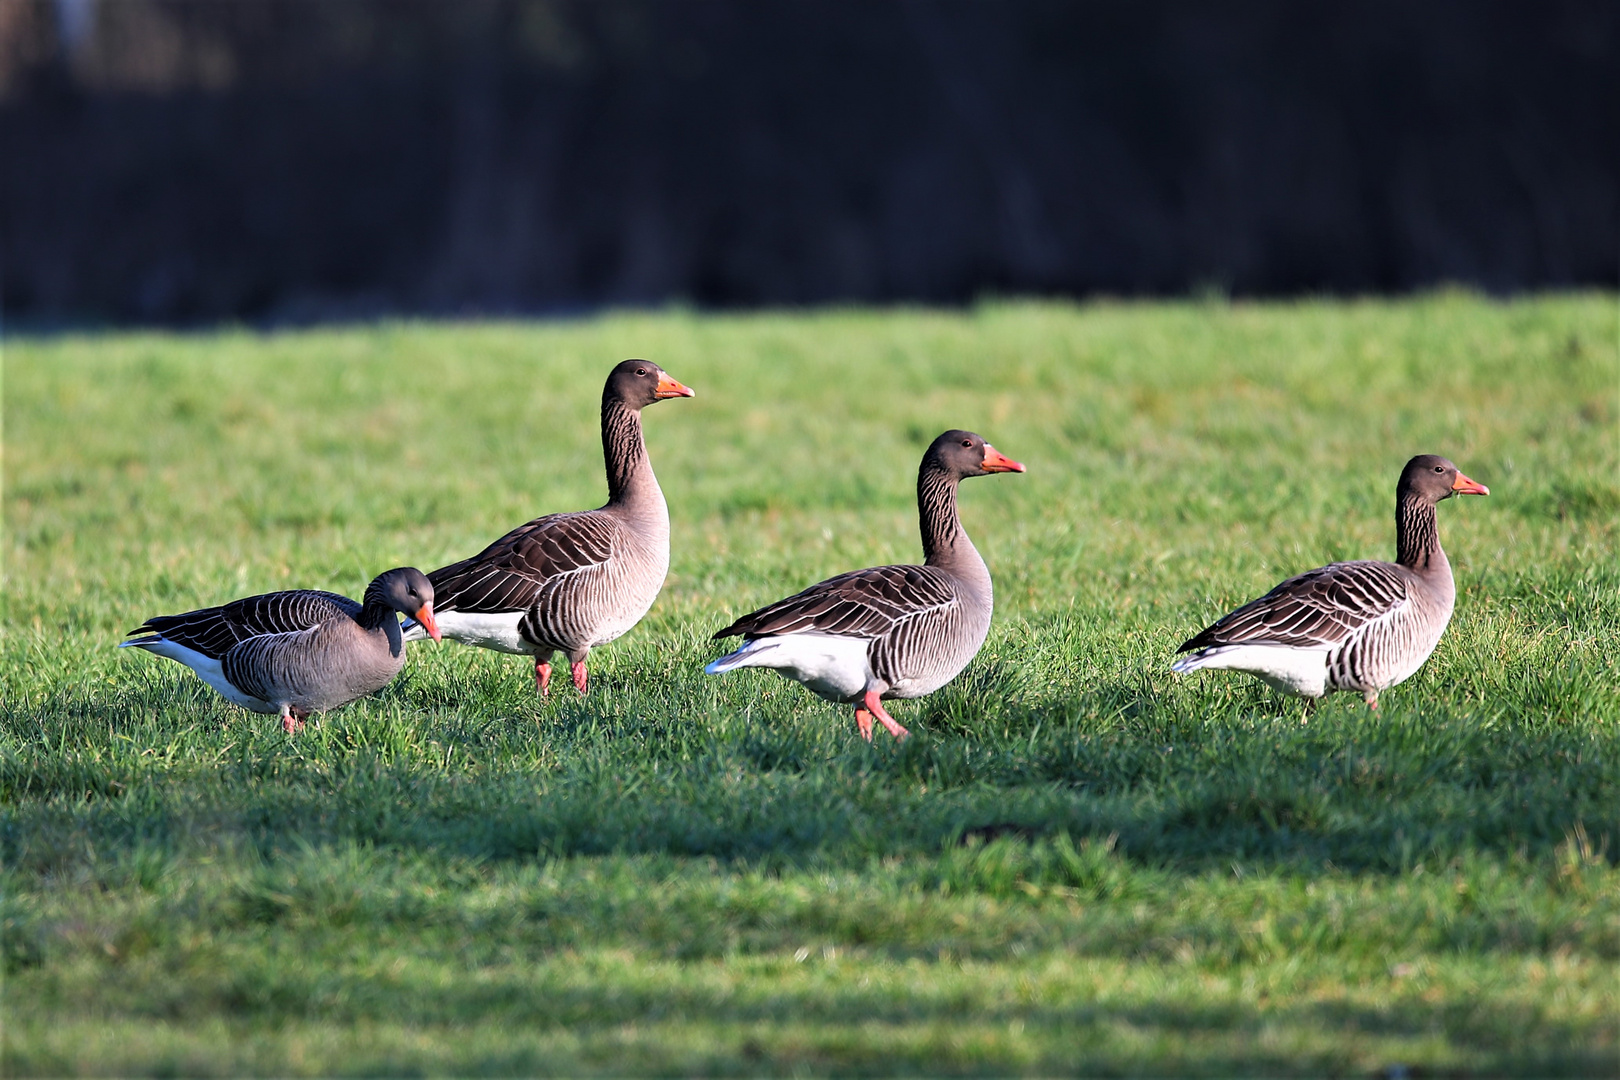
xmin=3 ymin=0 xmax=1615 ymax=325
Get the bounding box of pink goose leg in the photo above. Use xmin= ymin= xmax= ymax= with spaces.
xmin=858 ymin=688 xmax=909 ymax=741
xmin=534 ymin=658 xmax=552 ymax=696
xmin=571 ymin=660 xmax=589 ymax=694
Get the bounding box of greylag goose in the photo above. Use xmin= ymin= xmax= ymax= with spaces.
xmin=121 ymin=567 xmax=441 ymax=733
xmin=1171 ymin=454 xmax=1489 ymax=708
xmin=403 ymin=359 xmax=693 ymax=695
xmin=706 ymin=430 xmax=1024 ymax=741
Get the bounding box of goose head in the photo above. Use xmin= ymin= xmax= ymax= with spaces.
xmin=606 ymin=359 xmax=695 ymax=410
xmin=371 ymin=567 xmax=440 ymax=641
xmin=1400 ymin=455 xmax=1489 ymax=503
xmin=927 ymin=430 xmax=1026 ymax=480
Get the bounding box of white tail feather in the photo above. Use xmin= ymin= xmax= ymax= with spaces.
xmin=704 ymin=633 xmax=872 ymax=702
xmin=1170 ymin=644 xmax=1330 ymax=697
xmin=118 ymin=635 xmax=277 ymax=712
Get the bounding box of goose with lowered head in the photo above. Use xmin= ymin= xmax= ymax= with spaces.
xmin=122 ymin=567 xmax=440 ymax=733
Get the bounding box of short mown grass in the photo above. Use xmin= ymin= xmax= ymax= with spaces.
xmin=3 ymin=294 xmax=1617 ymax=1075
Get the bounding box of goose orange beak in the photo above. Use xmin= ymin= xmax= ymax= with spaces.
xmin=982 ymin=444 xmax=1025 ymax=473
xmin=1452 ymin=471 xmax=1489 ymax=496
xmin=655 ymin=373 xmax=695 ymax=399
xmin=415 ymin=603 xmax=442 ymax=643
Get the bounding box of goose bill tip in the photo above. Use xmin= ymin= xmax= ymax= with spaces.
xmin=415 ymin=605 xmax=443 ymax=642
xmin=656 ymin=375 xmax=695 ymax=399
xmin=982 ymin=445 xmax=1025 ymax=473
xmin=1452 ymin=472 xmax=1489 ymax=496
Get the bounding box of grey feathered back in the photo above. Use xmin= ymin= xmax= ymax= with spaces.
xmin=125 ymin=591 xmax=360 ymax=660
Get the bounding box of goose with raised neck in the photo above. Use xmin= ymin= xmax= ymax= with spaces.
xmin=706 ymin=430 xmax=1024 ymax=740
xmin=405 ymin=359 xmax=694 ymax=695
xmin=122 ymin=567 xmax=440 ymax=733
xmin=1171 ymin=454 xmax=1488 ymax=708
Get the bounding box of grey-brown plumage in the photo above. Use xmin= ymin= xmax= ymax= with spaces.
xmin=404 ymin=360 xmax=694 ymax=695
xmin=121 ymin=568 xmax=441 ymax=733
xmin=707 ymin=430 xmax=1025 ymax=740
xmin=1171 ymin=454 xmax=1489 ymax=707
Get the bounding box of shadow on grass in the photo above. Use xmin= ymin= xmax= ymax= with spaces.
xmin=5 ymin=952 xmax=1611 ymax=1076
xmin=2 ymin=670 xmax=1617 ymax=879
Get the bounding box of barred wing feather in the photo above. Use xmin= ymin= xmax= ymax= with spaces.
xmin=714 ymin=565 xmax=960 ymax=641
xmin=428 ymin=511 xmax=618 ymax=614
xmin=124 ymin=590 xmax=358 ymax=659
xmin=1178 ymin=561 xmax=1411 ymax=653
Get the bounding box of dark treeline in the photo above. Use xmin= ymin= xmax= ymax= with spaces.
xmin=2 ymin=0 xmax=1615 ymax=324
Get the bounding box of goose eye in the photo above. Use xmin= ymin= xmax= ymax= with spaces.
xmin=1434 ymin=466 xmax=1445 ymax=473
xmin=962 ymin=439 xmax=972 ymax=448
xmin=636 ymin=368 xmax=648 ymax=377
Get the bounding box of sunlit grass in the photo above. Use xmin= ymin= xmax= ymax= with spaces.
xmin=3 ymin=293 xmax=1617 ymax=1075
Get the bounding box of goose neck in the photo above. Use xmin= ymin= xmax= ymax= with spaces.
xmin=919 ymin=465 xmax=987 ymax=584
xmin=1395 ymin=493 xmax=1445 ymax=573
xmin=602 ymin=397 xmax=656 ymax=507
xmin=355 ymin=584 xmax=395 ymax=633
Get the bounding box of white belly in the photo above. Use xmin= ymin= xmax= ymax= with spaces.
xmin=1172 ymin=644 xmax=1331 ymax=698
xmin=429 ymin=610 xmax=534 ymax=655
xmin=705 ymin=633 xmax=873 ymax=703
xmin=124 ymin=639 xmax=279 ymax=713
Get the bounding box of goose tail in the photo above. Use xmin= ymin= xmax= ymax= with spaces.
xmin=704 ymin=638 xmax=775 ymax=675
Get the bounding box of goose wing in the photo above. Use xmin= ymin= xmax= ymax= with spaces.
xmin=1178 ymin=560 xmax=1412 ymax=653
xmin=427 ymin=510 xmax=619 ymax=614
xmin=220 ymin=624 xmax=327 ymax=705
xmin=713 ymin=564 xmax=960 ymax=641
xmin=123 ymin=590 xmax=358 ymax=659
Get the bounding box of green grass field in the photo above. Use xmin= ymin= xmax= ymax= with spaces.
xmin=3 ymin=294 xmax=1617 ymax=1076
